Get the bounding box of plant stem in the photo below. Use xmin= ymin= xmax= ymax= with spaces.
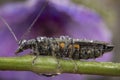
xmin=0 ymin=55 xmax=120 ymax=76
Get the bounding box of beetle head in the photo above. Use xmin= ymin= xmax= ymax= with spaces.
xmin=15 ymin=39 xmax=27 ymax=54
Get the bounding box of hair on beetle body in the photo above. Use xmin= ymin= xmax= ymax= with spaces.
xmin=15 ymin=36 xmax=114 ymax=60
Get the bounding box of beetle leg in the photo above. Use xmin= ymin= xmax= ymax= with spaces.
xmin=32 ymin=43 xmax=39 ymax=65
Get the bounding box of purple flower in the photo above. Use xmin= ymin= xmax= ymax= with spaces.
xmin=0 ymin=0 xmax=112 ymax=80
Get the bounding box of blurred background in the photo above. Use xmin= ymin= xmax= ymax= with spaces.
xmin=0 ymin=0 xmax=119 ymax=80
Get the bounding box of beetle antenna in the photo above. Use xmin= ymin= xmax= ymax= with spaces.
xmin=21 ymin=0 xmax=48 ymax=39
xmin=0 ymin=16 xmax=18 ymax=42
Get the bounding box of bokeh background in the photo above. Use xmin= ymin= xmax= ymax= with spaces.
xmin=0 ymin=0 xmax=119 ymax=80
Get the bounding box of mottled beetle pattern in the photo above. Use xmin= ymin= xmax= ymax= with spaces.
xmin=15 ymin=36 xmax=114 ymax=60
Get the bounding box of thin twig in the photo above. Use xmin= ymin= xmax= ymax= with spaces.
xmin=0 ymin=55 xmax=120 ymax=76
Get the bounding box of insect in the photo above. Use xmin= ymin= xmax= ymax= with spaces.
xmin=0 ymin=0 xmax=114 ymax=77
xmin=15 ymin=36 xmax=113 ymax=60
xmin=1 ymin=18 xmax=114 ymax=61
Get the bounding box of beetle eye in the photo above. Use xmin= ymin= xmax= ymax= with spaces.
xmin=22 ymin=40 xmax=27 ymax=44
xmin=18 ymin=40 xmax=26 ymax=45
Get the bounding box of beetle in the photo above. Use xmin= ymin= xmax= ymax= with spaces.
xmin=14 ymin=36 xmax=113 ymax=60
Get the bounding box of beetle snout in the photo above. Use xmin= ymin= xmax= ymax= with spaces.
xmin=15 ymin=48 xmax=23 ymax=54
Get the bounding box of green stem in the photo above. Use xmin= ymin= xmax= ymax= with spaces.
xmin=0 ymin=55 xmax=120 ymax=76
